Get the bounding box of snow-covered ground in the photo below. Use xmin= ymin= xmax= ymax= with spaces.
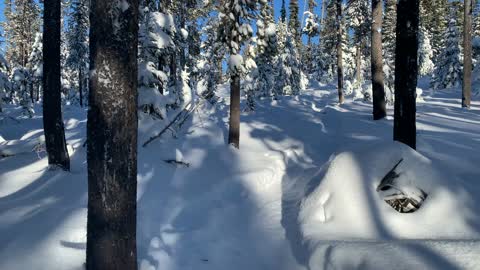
xmin=0 ymin=82 xmax=479 ymax=270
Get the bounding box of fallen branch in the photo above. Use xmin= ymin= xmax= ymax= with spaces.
xmin=164 ymin=159 xmax=190 ymax=168
xmin=142 ymin=100 xmax=203 ymax=147
xmin=376 ymin=158 xmax=403 ymax=192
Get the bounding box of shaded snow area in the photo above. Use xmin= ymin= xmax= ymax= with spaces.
xmin=1 ymin=83 xmax=480 ymax=270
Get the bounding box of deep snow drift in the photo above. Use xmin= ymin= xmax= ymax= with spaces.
xmin=0 ymin=83 xmax=479 ymax=270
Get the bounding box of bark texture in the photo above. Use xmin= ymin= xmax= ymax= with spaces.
xmin=394 ymin=0 xmax=419 ymax=149
xmin=336 ymin=0 xmax=344 ymax=104
xmin=463 ymin=0 xmax=473 ymax=108
xmin=228 ymin=75 xmax=240 ymax=148
xmin=86 ymin=1 xmax=139 ymax=269
xmin=371 ymin=0 xmax=387 ymax=120
xmin=42 ymin=0 xmax=70 ymax=170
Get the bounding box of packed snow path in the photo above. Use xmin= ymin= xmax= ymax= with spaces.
xmin=0 ymin=85 xmax=479 ymax=270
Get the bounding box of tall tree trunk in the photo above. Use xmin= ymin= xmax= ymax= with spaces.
xmin=355 ymin=42 xmax=362 ymax=82
xmin=42 ymin=0 xmax=70 ymax=170
xmin=371 ymin=0 xmax=387 ymax=120
xmin=86 ymin=1 xmax=139 ymax=269
xmin=463 ymin=0 xmax=473 ymax=108
xmin=394 ymin=0 xmax=419 ymax=149
xmin=79 ymin=67 xmax=83 ymax=107
xmin=228 ymin=75 xmax=240 ymax=148
xmin=336 ymin=0 xmax=344 ymax=104
xmin=29 ymin=80 xmax=34 ymax=104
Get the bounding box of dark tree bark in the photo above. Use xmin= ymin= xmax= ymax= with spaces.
xmin=86 ymin=1 xmax=139 ymax=269
xmin=228 ymin=75 xmax=240 ymax=148
xmin=355 ymin=44 xmax=361 ymax=82
xmin=42 ymin=0 xmax=70 ymax=170
xmin=336 ymin=0 xmax=344 ymax=104
xmin=371 ymin=0 xmax=387 ymax=120
xmin=79 ymin=67 xmax=83 ymax=107
xmin=393 ymin=0 xmax=419 ymax=149
xmin=463 ymin=0 xmax=473 ymax=108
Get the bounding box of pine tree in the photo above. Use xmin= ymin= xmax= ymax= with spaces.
xmin=336 ymin=0 xmax=344 ymax=104
xmin=26 ymin=32 xmax=42 ymax=102
xmin=0 ymin=54 xmax=9 ymax=112
xmin=288 ymin=0 xmax=301 ymax=49
xmin=86 ymin=0 xmax=139 ymax=269
xmin=430 ymin=0 xmax=449 ymax=62
xmin=276 ymin=29 xmax=304 ymax=96
xmin=432 ymin=17 xmax=463 ymax=89
xmin=302 ymin=0 xmax=319 ymax=75
xmin=303 ymin=10 xmax=319 ymax=75
xmin=43 ymin=0 xmax=70 ymax=170
xmin=246 ymin=0 xmax=277 ymax=107
xmin=280 ymin=0 xmax=287 ymax=22
xmin=138 ymin=7 xmax=176 ymax=119
xmin=316 ymin=0 xmax=337 ymax=82
xmin=394 ymin=0 xmax=420 ymax=149
xmin=346 ymin=0 xmax=370 ymax=84
xmin=198 ymin=13 xmax=225 ymax=102
xmin=217 ymin=0 xmax=259 ymax=148
xmin=3 ymin=0 xmax=41 ymax=68
xmin=66 ymin=0 xmax=89 ymax=107
xmin=418 ymin=25 xmax=434 ymax=76
xmin=383 ymin=0 xmax=396 ymax=101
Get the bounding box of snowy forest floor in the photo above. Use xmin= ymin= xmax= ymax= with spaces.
xmin=1 ymin=81 xmax=480 ymax=270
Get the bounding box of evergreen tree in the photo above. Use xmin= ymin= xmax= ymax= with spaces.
xmin=66 ymin=0 xmax=89 ymax=107
xmin=346 ymin=0 xmax=370 ymax=83
xmin=246 ymin=0 xmax=277 ymax=108
xmin=302 ymin=0 xmax=319 ymax=74
xmin=336 ymin=0 xmax=344 ymax=104
xmin=217 ymin=0 xmax=259 ymax=148
xmin=316 ymin=0 xmax=337 ymax=82
xmin=280 ymin=0 xmax=287 ymax=22
xmin=0 ymin=54 xmax=9 ymax=112
xmin=198 ymin=13 xmax=225 ymax=102
xmin=276 ymin=30 xmax=304 ymax=96
xmin=26 ymin=32 xmax=42 ymax=102
xmin=288 ymin=0 xmax=301 ymax=49
xmin=418 ymin=25 xmax=435 ymax=76
xmin=383 ymin=0 xmax=396 ymax=101
xmin=2 ymin=0 xmax=41 ymax=68
xmin=432 ymin=17 xmax=463 ymax=89
xmin=138 ymin=7 xmax=177 ymax=120
xmin=303 ymin=10 xmax=319 ymax=75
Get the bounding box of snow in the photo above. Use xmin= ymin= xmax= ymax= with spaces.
xmin=1 ymin=82 xmax=480 ymax=269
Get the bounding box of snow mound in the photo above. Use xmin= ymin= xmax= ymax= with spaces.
xmin=297 ymin=141 xmax=476 ymax=242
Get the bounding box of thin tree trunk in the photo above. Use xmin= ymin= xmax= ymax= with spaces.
xmin=371 ymin=0 xmax=387 ymax=120
xmin=79 ymin=67 xmax=83 ymax=107
xmin=336 ymin=0 xmax=344 ymax=104
xmin=29 ymin=80 xmax=34 ymax=104
xmin=320 ymin=0 xmax=326 ymax=25
xmin=394 ymin=0 xmax=419 ymax=149
xmin=86 ymin=1 xmax=139 ymax=269
xmin=228 ymin=75 xmax=240 ymax=148
xmin=463 ymin=0 xmax=473 ymax=108
xmin=355 ymin=42 xmax=362 ymax=82
xmin=158 ymin=55 xmax=164 ymax=95
xmin=42 ymin=0 xmax=70 ymax=170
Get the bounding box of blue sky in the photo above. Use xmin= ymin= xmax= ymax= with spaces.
xmin=0 ymin=0 xmax=325 ymax=27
